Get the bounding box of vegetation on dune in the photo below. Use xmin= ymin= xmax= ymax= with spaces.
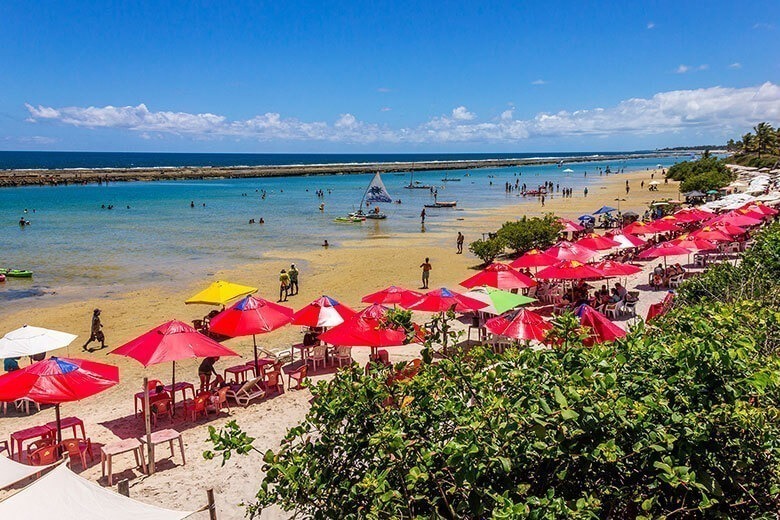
xmin=727 ymin=122 xmax=780 ymax=168
xmin=665 ymin=155 xmax=735 ymax=193
xmin=468 ymin=236 xmax=506 ymax=265
xmin=497 ymin=214 xmax=563 ymax=256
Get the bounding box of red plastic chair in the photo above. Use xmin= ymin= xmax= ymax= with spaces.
xmin=265 ymin=370 xmax=285 ymax=395
xmin=30 ymin=445 xmax=58 ymax=466
xmin=185 ymin=394 xmax=209 ymax=421
xmin=287 ymin=365 xmax=308 ymax=390
xmin=60 ymin=438 xmax=93 ymax=469
xmin=207 ymin=386 xmax=230 ymax=414
xmin=149 ymin=396 xmax=174 ymax=427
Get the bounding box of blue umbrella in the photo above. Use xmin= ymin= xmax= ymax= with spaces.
xmin=593 ymin=206 xmax=617 ymax=215
xmin=578 ymin=215 xmax=595 ymax=221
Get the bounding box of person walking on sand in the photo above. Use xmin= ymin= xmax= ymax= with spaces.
xmin=279 ymin=269 xmax=290 ymax=302
xmin=420 ymin=258 xmax=432 ymax=289
xmin=82 ymin=308 xmax=106 ymax=351
xmin=584 ymin=187 xmax=589 ymax=197
xmin=456 ymin=232 xmax=464 ymax=254
xmin=288 ymin=263 xmax=299 ymax=295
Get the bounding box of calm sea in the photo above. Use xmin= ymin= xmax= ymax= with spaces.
xmin=0 ymin=152 xmax=683 ymax=302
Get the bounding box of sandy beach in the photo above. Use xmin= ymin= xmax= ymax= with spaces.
xmin=0 ymin=168 xmax=681 ymax=519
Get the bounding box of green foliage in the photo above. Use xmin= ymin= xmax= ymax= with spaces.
xmin=732 ymin=122 xmax=780 ymax=166
xmin=207 ymin=302 xmax=780 ymax=518
xmin=497 ymin=214 xmax=562 ymax=255
xmin=468 ymin=236 xmax=506 ymax=265
xmin=384 ymin=308 xmax=417 ymax=343
xmin=667 ymin=156 xmax=734 ymax=192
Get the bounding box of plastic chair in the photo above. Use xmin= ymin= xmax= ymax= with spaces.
xmin=307 ymin=345 xmax=327 ymax=371
xmin=332 ymin=346 xmax=352 ymax=367
xmin=149 ymin=396 xmax=174 ymax=427
xmin=184 ymin=394 xmax=210 ymax=422
xmin=604 ymin=302 xmax=619 ymax=319
xmin=60 ymin=437 xmax=93 ymax=470
xmin=27 ymin=437 xmax=55 ymax=459
xmin=30 ymin=445 xmax=58 ymax=466
xmin=287 ymin=365 xmax=308 ymax=390
xmin=265 ymin=370 xmax=285 ymax=395
xmin=207 ymin=386 xmax=230 ymax=414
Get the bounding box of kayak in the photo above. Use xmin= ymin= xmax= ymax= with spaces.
xmin=334 ymin=216 xmax=364 ymax=223
xmin=0 ymin=269 xmax=33 ymax=278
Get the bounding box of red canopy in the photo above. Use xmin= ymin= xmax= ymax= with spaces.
xmin=544 ymin=241 xmax=598 ymax=262
xmin=535 ymin=260 xmax=605 ymax=280
xmin=637 ymin=242 xmax=691 ymax=259
xmin=576 ymin=305 xmax=626 ymax=345
xmin=356 ymin=303 xmax=391 ymax=320
xmin=742 ymin=202 xmax=778 ymax=216
xmin=591 ymin=260 xmax=643 ymax=277
xmin=674 ymin=208 xmax=714 ymax=222
xmin=647 ymin=219 xmax=682 ymax=233
xmin=710 ymin=212 xmax=762 ymax=228
xmin=646 ymin=292 xmax=675 ymax=322
xmin=406 ymin=287 xmax=488 ymax=313
xmin=606 ymin=232 xmax=647 ymax=248
xmin=485 ymin=308 xmax=551 ymax=342
xmin=509 ymin=249 xmax=558 ymax=269
xmin=460 ymin=263 xmax=536 ymax=290
xmin=672 ymin=234 xmax=717 ymax=251
xmin=623 ymin=221 xmax=657 ymax=235
xmin=0 ymin=357 xmax=119 ymax=404
xmin=208 ymin=296 xmax=293 ymax=337
xmin=558 ymin=218 xmax=585 ymax=232
xmin=575 ymin=233 xmax=621 ymax=251
xmin=361 ymin=286 xmax=424 ymax=307
xmin=291 ymin=296 xmax=357 ymax=328
xmin=318 ymin=313 xmax=407 ymax=348
xmin=689 ymin=226 xmax=733 ymax=243
xmin=708 ymin=221 xmax=747 ymax=237
xmin=110 ymin=320 xmax=239 ymax=367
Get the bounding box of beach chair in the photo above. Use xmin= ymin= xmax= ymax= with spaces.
xmin=60 ymin=437 xmax=93 ymax=470
xmin=184 ymin=394 xmax=210 ymax=422
xmin=307 ymin=345 xmax=327 ymax=371
xmin=287 ymin=365 xmax=308 ymax=390
xmin=30 ymin=445 xmax=58 ymax=466
xmin=332 ymin=346 xmax=353 ymax=367
xmin=26 ymin=438 xmax=55 ymax=459
xmin=265 ymin=370 xmax=285 ymax=395
xmin=149 ymin=396 xmax=173 ymax=427
xmin=206 ymin=386 xmax=230 ymax=414
xmin=604 ymin=302 xmax=620 ymax=320
xmin=227 ymin=376 xmax=266 ymax=407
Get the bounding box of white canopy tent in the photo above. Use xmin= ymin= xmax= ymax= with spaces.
xmin=0 ymin=455 xmax=56 ymax=490
xmin=0 ymin=325 xmax=77 ymax=358
xmin=0 ymin=464 xmax=194 ymax=519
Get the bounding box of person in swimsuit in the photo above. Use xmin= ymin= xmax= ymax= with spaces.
xmin=198 ymin=356 xmax=221 ymax=391
xmin=288 ymin=264 xmax=299 ymax=295
xmin=420 ymin=258 xmax=432 ymax=289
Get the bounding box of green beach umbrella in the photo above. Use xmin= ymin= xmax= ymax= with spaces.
xmin=463 ymin=286 xmax=535 ymax=315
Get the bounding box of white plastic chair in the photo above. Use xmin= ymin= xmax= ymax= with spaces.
xmin=308 ymin=345 xmax=327 ymax=371
xmin=332 ymin=346 xmax=352 ymax=367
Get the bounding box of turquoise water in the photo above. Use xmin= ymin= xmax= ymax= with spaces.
xmin=0 ymin=156 xmax=681 ymax=300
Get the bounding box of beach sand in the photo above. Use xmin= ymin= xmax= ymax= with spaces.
xmin=0 ymin=169 xmax=681 ymax=518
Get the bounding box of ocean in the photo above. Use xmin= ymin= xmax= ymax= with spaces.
xmin=0 ymin=153 xmax=683 ymax=302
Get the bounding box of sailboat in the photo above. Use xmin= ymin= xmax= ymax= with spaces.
xmin=404 ymin=171 xmax=431 ymax=189
xmin=441 ymin=171 xmax=461 ymax=182
xmin=348 ymin=172 xmax=392 ymax=220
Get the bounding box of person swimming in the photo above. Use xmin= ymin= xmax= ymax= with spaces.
xmin=322 ymin=240 xmax=329 ymax=247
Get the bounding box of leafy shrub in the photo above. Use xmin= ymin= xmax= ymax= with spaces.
xmin=468 ymin=236 xmax=506 ymax=265
xmin=498 ymin=214 xmax=562 ymax=254
xmin=207 ymin=303 xmax=780 ymax=518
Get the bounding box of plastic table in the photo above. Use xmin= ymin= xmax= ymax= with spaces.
xmin=101 ymin=438 xmax=147 ymax=485
xmin=10 ymin=425 xmax=53 ymax=461
xmin=45 ymin=416 xmax=86 ymax=441
xmin=224 ymin=364 xmax=255 ymax=384
xmin=139 ymin=429 xmax=185 ymax=466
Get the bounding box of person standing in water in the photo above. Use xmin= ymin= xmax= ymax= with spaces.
xmin=456 ymin=232 xmax=464 ymax=254
xmin=82 ymin=308 xmax=106 ymax=351
xmin=279 ymin=269 xmax=290 ymax=302
xmin=420 ymin=258 xmax=432 ymax=289
xmin=420 ymin=208 xmax=426 ymax=224
xmin=288 ymin=264 xmax=299 ymax=296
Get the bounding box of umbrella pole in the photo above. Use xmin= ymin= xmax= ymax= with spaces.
xmin=143 ymin=377 xmax=154 ymax=475
xmin=253 ymin=335 xmax=259 ymax=375
xmin=55 ymin=403 xmax=62 ymax=444
xmin=171 ymin=361 xmax=176 ymax=411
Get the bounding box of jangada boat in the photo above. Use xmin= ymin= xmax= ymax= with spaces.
xmin=441 ymin=172 xmax=461 ymax=182
xmin=343 ymin=172 xmax=392 ymax=221
xmin=404 ymin=172 xmax=431 ymax=189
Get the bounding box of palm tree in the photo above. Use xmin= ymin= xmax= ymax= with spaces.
xmin=742 ymin=133 xmax=754 ymax=154
xmin=754 ymin=122 xmax=773 ymax=158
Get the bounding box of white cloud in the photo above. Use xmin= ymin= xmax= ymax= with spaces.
xmin=531 ymin=79 xmax=547 ymax=85
xmin=753 ymin=22 xmax=775 ymax=30
xmin=380 ymin=107 xmax=392 ymax=112
xmin=25 ymin=82 xmax=780 ymax=144
xmin=647 ymin=22 xmax=655 ymax=29
xmin=698 ymin=64 xmax=709 ymax=71
xmin=451 ymin=106 xmax=476 ymax=121
xmin=730 ymin=62 xmax=742 ymax=69
xmin=675 ymin=64 xmax=690 ymax=74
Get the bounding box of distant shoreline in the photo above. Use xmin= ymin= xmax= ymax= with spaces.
xmin=0 ymin=151 xmax=683 ymax=188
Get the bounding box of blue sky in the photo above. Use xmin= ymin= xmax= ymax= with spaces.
xmin=1 ymin=0 xmax=778 ymax=152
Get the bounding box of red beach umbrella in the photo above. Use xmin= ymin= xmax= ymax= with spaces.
xmin=637 ymin=242 xmax=691 ymax=263
xmin=708 ymin=221 xmax=747 ymax=237
xmin=485 ymin=308 xmax=551 ymax=343
xmin=0 ymin=357 xmax=119 ymax=442
xmin=208 ymin=295 xmax=293 ymax=369
xmin=558 ymin=218 xmax=585 ymax=233
xmin=623 ymin=221 xmax=657 ymax=235
xmin=575 ymin=233 xmax=621 ymax=251
xmin=576 ymin=305 xmax=626 ymax=345
xmin=647 ymin=219 xmax=682 ymax=233
xmin=406 ymin=287 xmax=488 ymax=313
xmin=672 ymin=234 xmax=717 ymax=251
xmin=292 ymin=296 xmax=357 ymax=328
xmin=591 ymin=260 xmax=643 ymax=277
xmin=356 ymin=303 xmax=392 ymax=320
xmin=361 ymin=286 xmax=424 ymax=307
xmin=674 ymin=208 xmax=714 ymax=222
xmin=509 ymin=249 xmax=558 ymax=269
xmin=690 ymin=226 xmax=735 ymax=242
xmin=318 ymin=314 xmax=407 ymax=350
xmin=606 ymin=232 xmax=647 ymax=249
xmin=535 ymin=260 xmax=605 ymax=280
xmin=459 ymin=262 xmax=536 ymax=290
xmin=544 ymin=241 xmax=598 ymax=262
xmin=742 ymin=202 xmax=778 ymax=216
xmin=711 ymin=212 xmax=762 ymax=228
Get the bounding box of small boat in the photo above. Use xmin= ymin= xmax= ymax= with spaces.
xmin=334 ymin=216 xmax=364 ymax=223
xmin=441 ymin=172 xmax=461 ymax=182
xmin=0 ymin=269 xmax=33 ymax=278
xmin=424 ymin=201 xmax=457 ymax=208
xmin=349 ymin=209 xmax=387 ymax=220
xmin=404 ymin=172 xmax=431 ymax=189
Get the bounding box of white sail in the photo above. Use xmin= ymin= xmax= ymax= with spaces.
xmin=364 ymin=172 xmax=392 ymax=203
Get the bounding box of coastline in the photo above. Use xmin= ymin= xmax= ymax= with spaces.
xmin=0 ymin=151 xmax=682 ymax=187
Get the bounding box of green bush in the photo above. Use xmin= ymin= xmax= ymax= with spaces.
xmin=468 ymin=236 xmax=506 ymax=265
xmin=498 ymin=214 xmax=562 ymax=255
xmin=206 ymin=301 xmax=780 ymax=518
xmin=679 ymin=170 xmax=733 ymax=193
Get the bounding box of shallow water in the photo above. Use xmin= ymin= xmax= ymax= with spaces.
xmin=0 ymin=156 xmax=681 ymax=301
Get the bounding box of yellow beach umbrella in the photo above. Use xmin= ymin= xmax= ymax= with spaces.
xmin=185 ymin=280 xmax=257 ymax=306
